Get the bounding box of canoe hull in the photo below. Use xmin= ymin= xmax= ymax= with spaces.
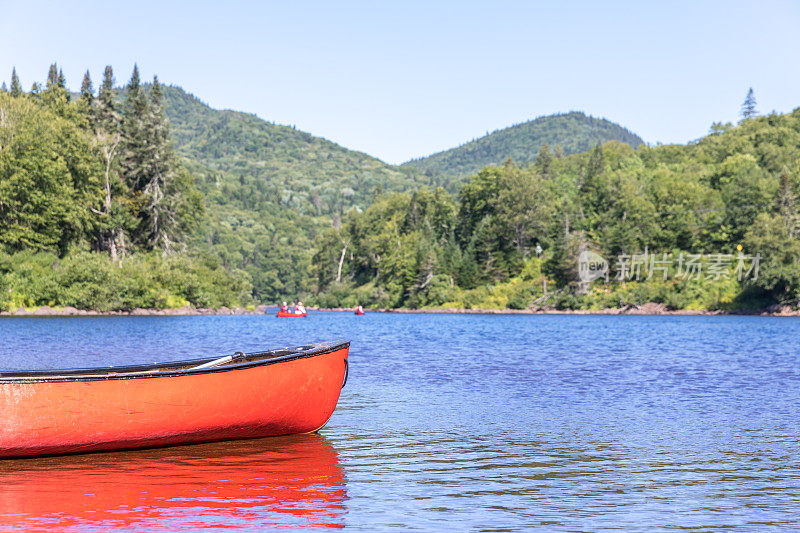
xmin=277 ymin=311 xmax=307 ymax=317
xmin=0 ymin=344 xmax=348 ymax=458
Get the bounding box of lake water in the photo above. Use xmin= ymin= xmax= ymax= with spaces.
xmin=0 ymin=313 xmax=799 ymax=531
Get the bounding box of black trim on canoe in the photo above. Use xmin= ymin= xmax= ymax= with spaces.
xmin=0 ymin=340 xmax=350 ymax=383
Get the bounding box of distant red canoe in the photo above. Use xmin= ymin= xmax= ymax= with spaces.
xmin=354 ymin=310 xmax=365 ymax=315
xmin=0 ymin=340 xmax=349 ymax=458
xmin=277 ymin=310 xmax=307 ymax=317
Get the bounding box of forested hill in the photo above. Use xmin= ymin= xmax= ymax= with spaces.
xmin=402 ymin=112 xmax=643 ymax=180
xmin=159 ymin=85 xmax=425 ymax=214
xmin=152 ymin=84 xmax=432 ymax=300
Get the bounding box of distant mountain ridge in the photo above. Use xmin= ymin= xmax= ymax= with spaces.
xmin=160 ymin=85 xmax=424 ymax=215
xmin=402 ymin=111 xmax=644 ymax=179
xmin=154 ymin=86 xmax=644 ymax=301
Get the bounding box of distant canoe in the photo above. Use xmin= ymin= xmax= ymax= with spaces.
xmin=354 ymin=310 xmax=365 ymax=315
xmin=0 ymin=340 xmax=349 ymax=458
xmin=277 ymin=310 xmax=307 ymax=317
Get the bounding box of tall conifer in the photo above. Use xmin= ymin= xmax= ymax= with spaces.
xmin=535 ymin=143 xmax=552 ymax=178
xmin=46 ymin=63 xmax=58 ymax=90
xmin=80 ymin=70 xmax=94 ymax=105
xmin=741 ymin=88 xmax=758 ymax=120
xmin=10 ymin=67 xmax=22 ymax=97
xmin=140 ymin=75 xmax=181 ymax=252
xmin=121 ymin=64 xmax=151 ymax=192
xmin=97 ymin=66 xmax=118 ymax=132
xmin=92 ymin=66 xmax=127 ymax=259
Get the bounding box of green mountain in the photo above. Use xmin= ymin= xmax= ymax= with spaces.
xmin=157 ymin=85 xmax=437 ymax=300
xmin=402 ymin=111 xmax=644 ymax=180
xmin=156 ymin=89 xmax=647 ymax=302
xmin=160 ymin=85 xmax=424 ymax=215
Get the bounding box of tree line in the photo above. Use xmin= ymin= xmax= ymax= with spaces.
xmin=309 ymin=92 xmax=800 ymax=311
xmin=2 ymin=70 xmax=796 ymax=312
xmin=1 ymin=63 xmax=201 ymax=257
xmin=0 ymin=65 xmax=249 ymax=310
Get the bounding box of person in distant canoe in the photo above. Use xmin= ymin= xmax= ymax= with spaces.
xmin=280 ymin=301 xmax=288 ymax=313
xmin=356 ymin=305 xmax=364 ymax=314
xmin=295 ymin=301 xmax=306 ymax=315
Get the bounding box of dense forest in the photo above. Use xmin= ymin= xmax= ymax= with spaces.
xmin=403 ymin=112 xmax=643 ymax=181
xmin=311 ymin=100 xmax=800 ymax=312
xmin=0 ymin=65 xmax=251 ymax=310
xmin=158 ymin=85 xmax=431 ymax=300
xmin=156 ymin=88 xmax=647 ymax=303
xmin=1 ymin=66 xmax=797 ymax=313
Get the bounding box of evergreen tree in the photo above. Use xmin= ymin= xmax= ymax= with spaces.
xmin=121 ymin=67 xmax=195 ymax=253
xmin=80 ymin=70 xmax=94 ymax=105
xmin=121 ymin=64 xmax=150 ymax=192
xmin=57 ymin=68 xmax=66 ymax=89
xmin=46 ymin=63 xmax=59 ymax=90
xmin=741 ymin=87 xmax=757 ymax=120
xmin=0 ymin=82 xmax=6 ymax=92
xmin=40 ymin=63 xmax=70 ymax=111
xmin=535 ymin=143 xmax=552 ymax=178
xmin=92 ymin=66 xmax=127 ymax=260
xmin=586 ymin=143 xmax=604 ymax=180
xmin=140 ymin=75 xmax=182 ymax=252
xmin=10 ymin=67 xmax=22 ymax=97
xmin=96 ymin=66 xmax=118 ymax=132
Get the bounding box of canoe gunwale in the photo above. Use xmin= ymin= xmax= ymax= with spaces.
xmin=0 ymin=340 xmax=350 ymax=383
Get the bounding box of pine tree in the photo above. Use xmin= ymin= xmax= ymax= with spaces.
xmin=579 ymin=143 xmax=606 ymax=216
xmin=0 ymin=82 xmax=6 ymax=92
xmin=80 ymin=70 xmax=94 ymax=105
xmin=741 ymin=87 xmax=758 ymax=120
xmin=92 ymin=66 xmax=127 ymax=260
xmin=96 ymin=66 xmax=118 ymax=132
xmin=46 ymin=63 xmax=59 ymax=90
xmin=117 ymin=66 xmax=200 ymax=254
xmin=535 ymin=143 xmax=552 ymax=178
xmin=10 ymin=67 xmax=22 ymax=97
xmin=121 ymin=64 xmax=151 ymax=192
xmin=57 ymin=68 xmax=66 ymax=89
xmin=41 ymin=63 xmax=69 ymax=110
xmin=586 ymin=143 xmax=604 ymax=179
xmin=140 ymin=75 xmax=181 ymax=252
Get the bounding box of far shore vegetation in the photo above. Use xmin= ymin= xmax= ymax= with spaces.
xmin=1 ymin=65 xmax=799 ymax=313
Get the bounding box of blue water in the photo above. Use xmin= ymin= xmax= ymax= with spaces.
xmin=0 ymin=313 xmax=799 ymax=531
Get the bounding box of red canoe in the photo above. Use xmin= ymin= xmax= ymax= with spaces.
xmin=0 ymin=340 xmax=349 ymax=458
xmin=354 ymin=310 xmax=365 ymax=315
xmin=277 ymin=310 xmax=307 ymax=317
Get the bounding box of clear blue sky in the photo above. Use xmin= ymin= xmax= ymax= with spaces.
xmin=1 ymin=0 xmax=798 ymax=164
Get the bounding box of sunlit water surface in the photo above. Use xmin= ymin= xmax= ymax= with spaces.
xmin=0 ymin=313 xmax=799 ymax=531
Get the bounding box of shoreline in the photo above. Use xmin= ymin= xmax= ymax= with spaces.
xmin=2 ymin=302 xmax=799 ymax=317
xmin=0 ymin=305 xmax=270 ymax=317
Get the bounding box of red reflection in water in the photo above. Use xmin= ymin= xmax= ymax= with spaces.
xmin=0 ymin=434 xmax=346 ymax=531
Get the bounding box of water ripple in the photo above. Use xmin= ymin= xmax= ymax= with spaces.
xmin=1 ymin=314 xmax=800 ymax=530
